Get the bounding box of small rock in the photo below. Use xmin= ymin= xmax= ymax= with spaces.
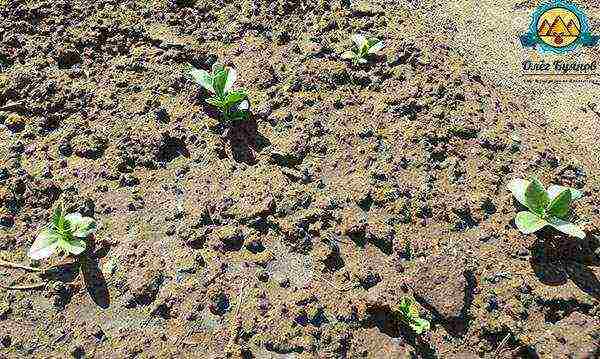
xmin=55 ymin=47 xmax=81 ymax=69
xmin=155 ymin=107 xmax=170 ymax=123
xmin=212 ymin=225 xmax=243 ymax=250
xmin=8 ymin=140 xmax=24 ymax=154
xmin=340 ymin=204 xmax=367 ymax=235
xmin=72 ymin=134 xmax=107 ymax=159
xmin=4 ymin=114 xmax=24 ymax=133
xmin=126 ymin=265 xmax=163 ymax=307
xmin=0 ymin=214 xmax=14 ymax=228
xmin=120 ymin=174 xmax=140 ymax=187
xmin=280 ymin=167 xmax=303 ymax=181
xmin=58 ymin=140 xmax=72 ymax=156
xmin=1 ymin=335 xmax=11 ymax=348
xmin=207 ymin=289 xmax=229 ymax=315
xmin=102 ymin=258 xmax=117 ymax=277
xmin=409 ymin=255 xmax=469 ymax=321
xmin=0 ymin=301 xmax=10 ymax=319
xmin=70 ymin=346 xmax=85 ymax=359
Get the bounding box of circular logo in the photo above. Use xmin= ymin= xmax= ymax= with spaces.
xmin=520 ymin=0 xmax=598 ymax=54
xmin=537 ymin=7 xmax=581 ymax=48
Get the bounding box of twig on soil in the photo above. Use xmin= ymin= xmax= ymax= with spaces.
xmin=0 ymin=259 xmax=44 ymax=273
xmin=225 ymin=280 xmax=248 ymax=356
xmin=494 ymin=333 xmax=511 ymax=356
xmin=0 ymin=259 xmax=72 ymax=291
xmin=0 ymin=100 xmax=25 ymax=111
xmin=321 ymin=277 xmax=359 ymax=292
xmin=0 ymin=283 xmax=46 ymax=290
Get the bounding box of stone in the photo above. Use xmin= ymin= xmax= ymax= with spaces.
xmin=409 ymin=255 xmax=470 ymax=321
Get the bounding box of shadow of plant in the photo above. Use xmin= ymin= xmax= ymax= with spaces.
xmin=226 ymin=115 xmax=271 ymax=165
xmin=80 ymin=235 xmax=111 ymax=309
xmin=529 ymin=231 xmax=600 ymax=300
xmin=40 ymin=235 xmax=111 ymax=309
xmin=365 ymin=304 xmax=436 ymax=358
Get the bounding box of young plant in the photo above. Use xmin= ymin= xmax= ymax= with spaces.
xmin=189 ymin=63 xmax=249 ymax=122
xmin=28 ymin=204 xmax=96 ymax=260
xmin=394 ymin=297 xmax=430 ymax=335
xmin=507 ymin=178 xmax=585 ymax=239
xmin=341 ymin=34 xmax=384 ymax=65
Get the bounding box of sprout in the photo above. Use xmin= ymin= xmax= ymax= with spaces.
xmin=341 ymin=34 xmax=384 ymax=65
xmin=189 ymin=63 xmax=250 ymax=122
xmin=507 ymin=178 xmax=585 ymax=239
xmin=395 ymin=297 xmax=430 ymax=335
xmin=28 ymin=204 xmax=96 ymax=260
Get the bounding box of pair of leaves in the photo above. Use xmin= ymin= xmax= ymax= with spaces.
xmin=189 ymin=63 xmax=237 ymax=97
xmin=507 ymin=178 xmax=585 ymax=239
xmin=206 ymin=90 xmax=247 ymax=109
xmin=28 ymin=206 xmax=97 ymax=260
xmin=342 ymin=34 xmax=384 ymax=64
xmin=395 ymin=297 xmax=430 ymax=335
xmin=189 ymin=63 xmax=249 ymax=121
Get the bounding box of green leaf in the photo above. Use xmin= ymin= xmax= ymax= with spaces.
xmin=58 ymin=238 xmax=86 ymax=256
xmin=62 ymin=219 xmax=74 ymax=239
xmin=515 ymin=211 xmax=548 ymax=234
xmin=65 ymin=213 xmax=97 ymax=238
xmin=223 ymin=90 xmax=247 ymax=108
xmin=341 ymin=51 xmax=356 ymax=60
xmin=28 ymin=229 xmax=61 ymax=260
xmin=547 ymin=217 xmax=586 ymax=239
xmin=230 ymin=110 xmax=250 ymax=122
xmin=547 ymin=185 xmax=583 ymax=201
xmin=212 ymin=67 xmax=228 ymax=97
xmin=410 ymin=318 xmax=430 ymax=335
xmin=525 ymin=178 xmax=550 ymax=215
xmin=234 ymin=98 xmax=250 ymax=112
xmin=224 ymin=67 xmax=237 ymax=94
xmin=230 ymin=99 xmax=250 ymax=122
xmin=189 ymin=67 xmax=214 ymax=93
xmin=211 ymin=63 xmax=224 ymax=74
xmin=507 ymin=178 xmax=530 ymax=208
xmin=352 ymin=34 xmax=367 ymax=49
xmin=206 ymin=97 xmax=225 ymax=109
xmin=367 ymin=39 xmax=384 ymax=54
xmin=52 ymin=205 xmax=64 ymax=229
xmin=547 ymin=189 xmax=571 ymax=219
xmin=396 ymin=297 xmax=429 ymax=334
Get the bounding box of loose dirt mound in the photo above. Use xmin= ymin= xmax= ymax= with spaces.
xmin=0 ymin=1 xmax=598 ymax=357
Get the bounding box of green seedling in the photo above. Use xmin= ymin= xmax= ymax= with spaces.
xmin=28 ymin=204 xmax=96 ymax=260
xmin=341 ymin=34 xmax=384 ymax=65
xmin=395 ymin=297 xmax=430 ymax=335
xmin=189 ymin=63 xmax=249 ymax=122
xmin=507 ymin=178 xmax=585 ymax=239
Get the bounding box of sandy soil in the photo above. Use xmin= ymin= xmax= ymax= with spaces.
xmin=415 ymin=0 xmax=600 ymax=162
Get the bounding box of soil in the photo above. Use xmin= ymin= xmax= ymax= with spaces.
xmin=0 ymin=0 xmax=599 ymax=358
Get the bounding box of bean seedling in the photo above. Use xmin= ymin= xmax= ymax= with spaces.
xmin=341 ymin=34 xmax=384 ymax=65
xmin=395 ymin=296 xmax=430 ymax=335
xmin=189 ymin=63 xmax=249 ymax=122
xmin=28 ymin=204 xmax=96 ymax=260
xmin=507 ymin=178 xmax=585 ymax=239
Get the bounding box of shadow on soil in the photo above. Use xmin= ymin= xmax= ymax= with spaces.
xmin=81 ymin=236 xmax=111 ymax=309
xmin=530 ymin=231 xmax=600 ymax=300
xmin=365 ymin=305 xmax=436 ymax=358
xmin=413 ymin=270 xmax=476 ymax=338
xmin=226 ymin=116 xmax=271 ymax=165
xmin=201 ymin=103 xmax=271 ymax=165
xmin=39 ymin=236 xmax=110 ymax=308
